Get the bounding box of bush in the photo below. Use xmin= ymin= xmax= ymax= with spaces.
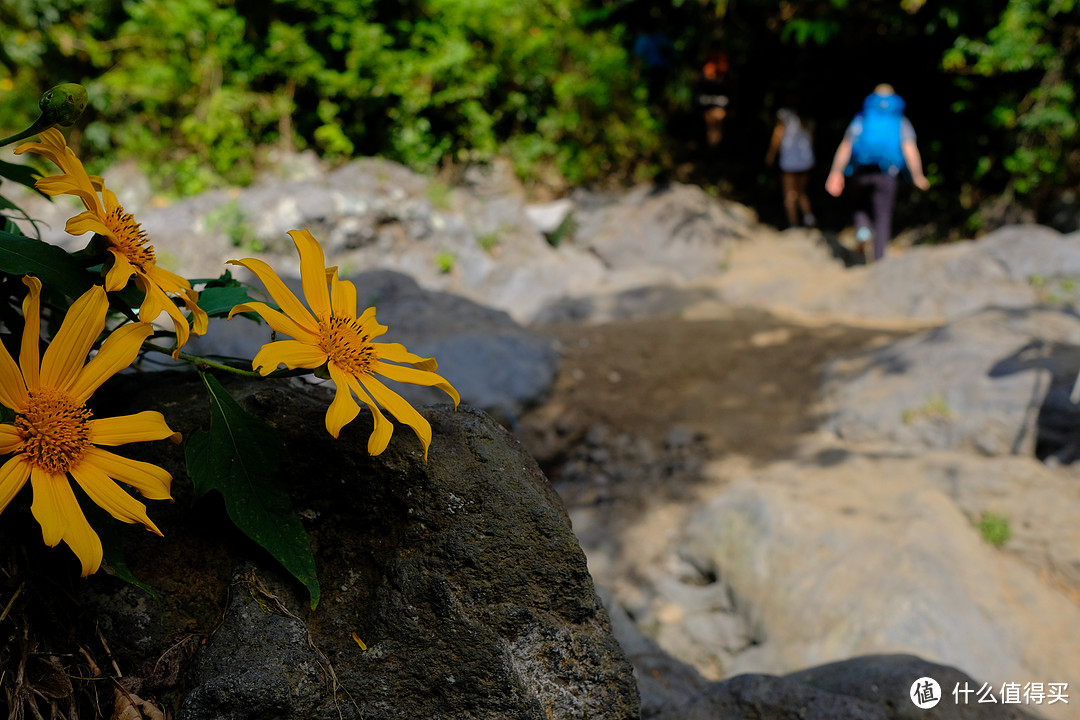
xmin=0 ymin=0 xmax=664 ymax=196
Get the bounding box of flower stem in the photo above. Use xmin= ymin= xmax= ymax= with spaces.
xmin=0 ymin=116 xmax=53 ymax=149
xmin=177 ymin=353 xmax=266 ymax=377
xmin=141 ymin=343 xmax=263 ymax=377
xmin=141 ymin=342 xmax=307 ymax=379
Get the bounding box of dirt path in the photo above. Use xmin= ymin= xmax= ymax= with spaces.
xmin=522 ymin=311 xmax=906 ymax=462
xmin=518 ymin=227 xmax=948 ymax=467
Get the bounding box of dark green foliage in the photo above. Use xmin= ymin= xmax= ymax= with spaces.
xmin=944 ymin=0 xmax=1079 ymax=210
xmin=0 ymin=0 xmax=662 ymax=195
xmin=186 ymin=371 xmax=321 ymax=607
xmin=1 ymin=0 xmax=1078 ymax=230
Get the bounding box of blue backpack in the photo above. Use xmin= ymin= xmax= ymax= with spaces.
xmin=849 ymin=91 xmax=906 ymax=174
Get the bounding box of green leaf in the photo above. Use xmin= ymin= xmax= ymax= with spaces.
xmin=196 ymin=284 xmax=263 ymax=318
xmin=0 ymin=158 xmax=46 ymax=194
xmin=185 ymin=372 xmax=320 ymax=607
xmin=0 ymin=231 xmax=95 ymax=299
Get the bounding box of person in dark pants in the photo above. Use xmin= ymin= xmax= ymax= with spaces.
xmin=825 ymin=84 xmax=929 ymax=262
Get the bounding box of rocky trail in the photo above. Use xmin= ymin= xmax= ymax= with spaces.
xmin=518 ymin=230 xmax=1080 ymax=720
xmin=6 ymin=154 xmax=1080 ymax=718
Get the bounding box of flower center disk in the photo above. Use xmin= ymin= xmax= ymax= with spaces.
xmin=320 ymin=316 xmax=375 ymax=375
xmin=15 ymin=388 xmax=93 ymax=475
xmin=107 ymin=205 xmax=156 ymax=270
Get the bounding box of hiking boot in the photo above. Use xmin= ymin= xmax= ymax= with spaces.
xmin=854 ymin=226 xmax=873 ymax=264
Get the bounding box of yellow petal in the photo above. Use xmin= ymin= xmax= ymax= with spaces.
xmin=188 ymin=297 xmax=209 ymax=335
xmin=357 ymin=307 xmax=389 ymax=341
xmin=30 ymin=468 xmax=73 ymax=547
xmin=68 ymin=323 xmax=153 ymax=403
xmin=30 ymin=467 xmax=105 ymax=576
xmin=88 ymin=411 xmax=177 ymax=446
xmin=325 ymin=363 xmax=363 ymax=439
xmin=359 ymin=374 xmax=433 ymax=459
xmin=372 ymin=360 xmax=461 ymax=407
xmin=14 ymin=130 xmax=66 ymax=166
xmin=141 ymin=284 xmax=191 ymax=356
xmin=66 ymin=510 xmax=104 ymax=577
xmin=334 ymin=369 xmax=395 ymax=453
xmin=288 ymin=229 xmax=332 ymax=321
xmin=0 ymin=455 xmax=32 ymax=515
xmin=40 ymin=284 xmax=107 ymax=390
xmin=65 ymin=210 xmax=112 ymax=238
xmin=19 ymin=276 xmax=41 ymax=390
xmin=371 ymin=341 xmax=436 ymax=369
xmin=0 ymin=327 xmax=28 ymax=411
xmin=330 ymin=272 xmax=357 ymax=319
xmin=0 ymin=351 xmax=27 ymax=411
xmin=80 ymin=447 xmax=172 ymax=500
xmin=146 ymin=264 xmax=194 ymax=294
xmin=104 ymin=250 xmax=137 ymax=291
xmin=0 ymin=425 xmax=23 ymax=454
xmin=226 ymin=258 xmax=318 ymax=332
xmin=37 ymin=178 xmax=101 ymax=214
xmin=70 ymin=460 xmax=162 ymax=535
xmin=100 ymin=186 xmax=122 ymax=215
xmin=139 ymin=268 xmax=209 ymax=341
xmin=251 ymin=340 xmax=327 ymax=375
xmin=228 ymin=301 xmax=319 ymax=342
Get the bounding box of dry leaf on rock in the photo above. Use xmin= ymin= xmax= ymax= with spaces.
xmin=111 ymin=689 xmax=165 ymax=720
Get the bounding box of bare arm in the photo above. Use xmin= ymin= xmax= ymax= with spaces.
xmin=825 ymin=137 xmax=852 ymax=197
xmin=902 ymin=139 xmax=930 ymax=190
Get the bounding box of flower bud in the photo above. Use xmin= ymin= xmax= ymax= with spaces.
xmin=39 ymin=83 xmax=88 ymax=127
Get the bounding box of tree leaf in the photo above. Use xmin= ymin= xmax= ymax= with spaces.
xmin=185 ymin=372 xmax=320 ymax=607
xmin=0 ymin=158 xmax=46 ymax=194
xmin=195 ymin=284 xmax=263 ymax=318
xmin=0 ymin=230 xmax=95 ymax=299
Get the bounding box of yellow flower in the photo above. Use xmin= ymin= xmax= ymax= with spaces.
xmin=0 ymin=277 xmax=178 ymax=576
xmin=15 ymin=128 xmax=208 ymax=357
xmin=227 ymin=229 xmax=460 ymax=457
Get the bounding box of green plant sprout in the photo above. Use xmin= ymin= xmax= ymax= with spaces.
xmin=426 ymin=180 xmax=453 ymax=210
xmin=477 ymin=230 xmax=499 ymax=253
xmin=434 ymin=250 xmax=456 ymax=274
xmin=206 ymin=199 xmax=263 ymax=252
xmin=976 ymin=511 xmax=1012 ymax=548
xmin=901 ymin=394 xmax=951 ymax=424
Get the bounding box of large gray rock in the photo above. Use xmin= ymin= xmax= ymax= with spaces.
xmin=978 ymin=224 xmax=1080 ymax=281
xmin=674 ymin=454 xmax=1080 ymax=718
xmin=570 ymin=183 xmax=753 ymax=282
xmin=787 ymin=654 xmax=1042 ymax=720
xmin=820 ymin=306 xmax=1080 ymax=456
xmin=656 ymin=672 xmax=889 ymax=720
xmin=4 ymin=374 xmax=639 ymax=720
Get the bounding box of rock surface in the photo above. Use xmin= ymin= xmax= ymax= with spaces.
xmin=820 ymin=306 xmax=1080 ymax=457
xmin=3 ymin=375 xmax=639 ymax=720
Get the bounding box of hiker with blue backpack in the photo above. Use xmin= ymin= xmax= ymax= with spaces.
xmin=824 ymin=84 xmax=929 ymax=262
